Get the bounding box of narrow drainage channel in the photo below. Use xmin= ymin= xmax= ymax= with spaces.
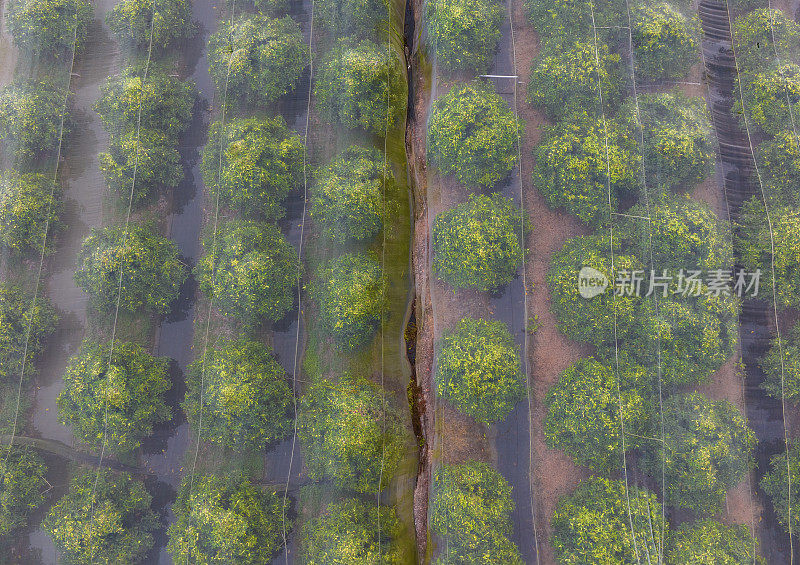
xmin=698 ymin=1 xmax=794 ymax=561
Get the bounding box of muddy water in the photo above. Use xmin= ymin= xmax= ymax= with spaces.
xmin=698 ymin=0 xmax=795 ymax=561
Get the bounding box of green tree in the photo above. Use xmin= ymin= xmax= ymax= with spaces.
xmin=314 ymin=0 xmax=388 ymax=36
xmin=0 ymin=170 xmax=60 ymax=255
xmin=207 ymin=14 xmax=307 ymax=106
xmin=527 ymin=41 xmax=622 ymax=120
xmin=168 ymin=474 xmax=287 ymax=564
xmin=5 ymin=0 xmax=92 ymax=55
xmin=298 ymin=376 xmax=405 ymax=493
xmin=738 ymin=198 xmax=800 ymax=309
xmin=56 ymin=340 xmax=171 ymax=454
xmin=533 ymin=111 xmax=639 ymax=226
xmin=544 ymin=357 xmax=651 ymax=472
xmin=761 ymin=322 xmax=800 ymax=402
xmin=426 ymin=0 xmax=503 ymax=74
xmin=667 ymin=520 xmax=763 ymax=565
xmin=547 ymin=234 xmax=641 ymax=346
xmin=95 ymin=65 xmax=196 ymax=140
xmin=551 ymin=477 xmax=666 ymax=564
xmin=430 ymin=461 xmax=523 ymax=565
xmin=249 ymin=0 xmax=288 ymax=15
xmin=202 ymin=117 xmax=303 ymax=219
xmin=310 ymin=253 xmax=384 ymax=349
xmin=736 ymin=64 xmax=800 ymax=136
xmin=0 ymin=446 xmax=47 ymax=541
xmin=435 ymin=318 xmax=524 ymax=424
xmin=630 ymin=2 xmax=699 ymax=81
xmin=646 ymin=392 xmax=755 ymax=515
xmin=427 ymin=82 xmax=520 ymax=188
xmin=620 ymin=194 xmax=732 ymax=272
xmin=184 ymin=339 xmax=293 ymax=451
xmin=107 ymin=0 xmax=194 ymax=49
xmin=300 ymin=498 xmax=402 ymax=564
xmin=623 ymin=291 xmax=738 ymax=387
xmin=732 ymin=8 xmax=800 ymax=73
xmin=432 ymin=194 xmax=524 ymax=291
xmin=618 ymin=92 xmax=714 ymax=192
xmin=314 ymin=39 xmax=404 ymax=134
xmin=310 ymin=146 xmax=387 ymax=243
xmin=755 ymin=130 xmax=800 ymax=206
xmin=99 ymin=128 xmax=183 ymax=204
xmin=74 ymin=224 xmax=187 ymax=314
xmin=760 ymin=443 xmax=800 ymax=534
xmin=42 ymin=469 xmax=158 ymax=564
xmin=195 ymin=220 xmax=298 ymax=326
xmin=523 ymin=0 xmax=625 ymax=45
xmin=0 ymin=79 xmax=70 ymax=163
xmin=0 ymin=284 xmax=57 ymax=384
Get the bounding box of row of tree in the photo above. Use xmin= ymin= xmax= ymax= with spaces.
xmin=731 ymin=5 xmax=800 ymax=539
xmin=525 ymin=0 xmax=764 ymax=562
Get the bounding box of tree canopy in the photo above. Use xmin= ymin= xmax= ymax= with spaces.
xmin=57 ymin=340 xmax=171 ymax=454
xmin=432 ymin=194 xmax=524 ymax=292
xmin=0 ymin=446 xmax=47 ymax=542
xmin=552 ymin=477 xmax=665 ymax=564
xmin=435 ymin=318 xmax=525 ymax=424
xmin=314 ymin=0 xmax=388 ymax=36
xmin=620 ymin=194 xmax=732 ymax=272
xmin=184 ymin=339 xmax=293 ymax=451
xmin=426 ymin=0 xmax=503 ymax=74
xmin=298 ymin=376 xmax=405 ymax=493
xmin=430 ymin=461 xmax=523 ymax=565
xmin=618 ymin=92 xmax=714 ymax=192
xmin=300 ymin=498 xmax=403 ymax=564
xmin=736 ymin=63 xmax=800 ymax=137
xmin=630 ymin=2 xmax=699 ymax=81
xmin=195 ymin=220 xmax=298 ymax=326
xmin=43 ymin=470 xmax=157 ymax=564
xmin=6 ymin=0 xmax=92 ymax=55
xmin=0 ymin=170 xmax=60 ymax=255
xmin=99 ymin=128 xmax=183 ymax=204
xmin=533 ymin=111 xmax=639 ymax=226
xmin=667 ymin=520 xmax=763 ymax=565
xmin=547 ymin=234 xmax=641 ymax=346
xmin=732 ymin=8 xmax=800 ymax=73
xmin=202 ymin=117 xmax=303 ymax=220
xmin=208 ymin=14 xmax=307 ymax=106
xmin=760 ymin=321 xmax=800 ymax=402
xmin=622 ymin=291 xmax=738 ymax=387
xmin=427 ymin=82 xmax=520 ymax=188
xmin=314 ymin=39 xmax=404 ymax=134
xmin=646 ymin=392 xmax=755 ymax=515
xmin=95 ymin=65 xmax=195 ymax=140
xmin=0 ymin=79 xmax=70 ymax=163
xmin=523 ymin=0 xmax=626 ymax=46
xmin=544 ymin=357 xmax=651 ymax=472
xmin=738 ymin=198 xmax=800 ymax=309
xmin=75 ymin=224 xmax=187 ymax=313
xmin=760 ymin=443 xmax=800 ymax=534
xmin=527 ymin=41 xmax=622 ymax=120
xmin=755 ymin=130 xmax=800 ymax=207
xmin=0 ymin=284 xmax=57 ymax=384
xmin=168 ymin=474 xmax=287 ymax=564
xmin=310 ymin=253 xmax=384 ymax=349
xmin=310 ymin=145 xmax=387 ymax=243
xmin=107 ymin=0 xmax=194 ymax=49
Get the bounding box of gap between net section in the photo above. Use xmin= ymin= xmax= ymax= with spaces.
xmin=588 ymin=2 xmax=646 ymax=564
